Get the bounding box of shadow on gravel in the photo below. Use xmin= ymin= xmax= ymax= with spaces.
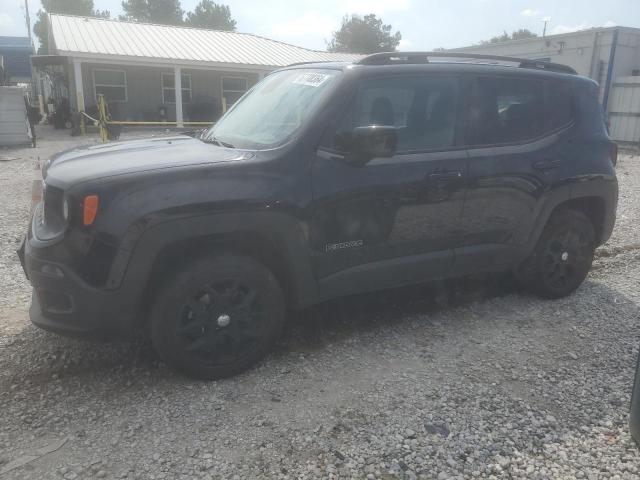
xmin=12 ymin=270 xmax=630 ymax=388
xmin=2 ymin=273 xmax=520 ymax=385
xmin=1 ymin=331 xmax=160 ymax=384
xmin=277 ymin=273 xmax=519 ymax=354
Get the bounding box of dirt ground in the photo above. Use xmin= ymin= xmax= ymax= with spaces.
xmin=1 ymin=127 xmax=639 ymax=479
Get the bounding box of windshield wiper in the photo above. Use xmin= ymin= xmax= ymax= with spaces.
xmin=201 ymin=136 xmax=235 ymax=148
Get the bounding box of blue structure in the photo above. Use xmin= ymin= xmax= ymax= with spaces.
xmin=0 ymin=36 xmax=34 ymax=84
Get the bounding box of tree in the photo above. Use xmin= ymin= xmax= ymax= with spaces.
xmin=328 ymin=14 xmax=401 ymax=54
xmin=481 ymin=29 xmax=538 ymax=44
xmin=33 ymin=0 xmax=109 ymax=54
xmin=185 ymin=0 xmax=236 ymax=30
xmin=120 ymin=0 xmax=183 ymax=25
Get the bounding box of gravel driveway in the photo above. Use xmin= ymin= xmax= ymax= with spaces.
xmin=1 ymin=130 xmax=639 ymax=479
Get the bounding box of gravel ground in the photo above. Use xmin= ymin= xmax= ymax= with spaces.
xmin=1 ymin=129 xmax=639 ymax=479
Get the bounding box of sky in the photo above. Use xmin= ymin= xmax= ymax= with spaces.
xmin=1 ymin=0 xmax=639 ymax=51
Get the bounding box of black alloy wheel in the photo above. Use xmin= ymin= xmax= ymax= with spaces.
xmin=539 ymin=225 xmax=593 ymax=292
xmin=177 ymin=279 xmax=265 ymax=365
xmin=151 ymin=253 xmax=285 ymax=379
xmin=518 ymin=209 xmax=596 ymax=299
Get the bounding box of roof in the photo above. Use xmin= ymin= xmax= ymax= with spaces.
xmin=0 ymin=36 xmax=33 ymax=79
xmin=451 ymin=26 xmax=640 ymax=52
xmin=49 ymin=14 xmax=360 ymax=69
xmin=0 ymin=36 xmax=32 ymax=48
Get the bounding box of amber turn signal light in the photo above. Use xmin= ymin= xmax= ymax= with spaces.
xmin=83 ymin=195 xmax=99 ymax=225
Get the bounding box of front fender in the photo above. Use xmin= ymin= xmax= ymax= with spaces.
xmin=107 ymin=211 xmax=318 ymax=310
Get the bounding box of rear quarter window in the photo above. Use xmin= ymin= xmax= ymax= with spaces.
xmin=469 ymin=75 xmax=577 ymax=147
xmin=472 ymin=76 xmax=545 ymax=145
xmin=545 ymin=79 xmax=575 ymax=131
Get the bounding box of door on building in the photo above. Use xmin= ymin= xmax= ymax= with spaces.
xmin=310 ymin=73 xmax=471 ymax=299
xmin=454 ymin=74 xmax=576 ymax=274
xmin=608 ymin=76 xmax=640 ymax=146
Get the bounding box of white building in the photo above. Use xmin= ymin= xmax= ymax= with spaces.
xmin=36 ymin=14 xmax=359 ymax=126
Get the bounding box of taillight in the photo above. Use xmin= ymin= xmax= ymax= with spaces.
xmin=83 ymin=195 xmax=99 ymax=225
xmin=610 ymin=143 xmax=618 ymax=166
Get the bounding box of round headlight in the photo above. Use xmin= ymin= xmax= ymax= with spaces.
xmin=41 ymin=159 xmax=51 ymax=179
xmin=62 ymin=197 xmax=70 ymax=222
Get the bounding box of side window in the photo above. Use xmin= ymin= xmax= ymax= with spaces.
xmin=472 ymin=76 xmax=544 ymax=145
xmin=545 ymin=80 xmax=574 ymax=131
xmin=93 ymin=69 xmax=127 ymax=102
xmin=326 ymin=76 xmax=460 ymax=154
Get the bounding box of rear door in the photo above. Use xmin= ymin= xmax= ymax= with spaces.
xmin=310 ymin=73 xmax=471 ymax=298
xmin=454 ymin=74 xmax=575 ymax=274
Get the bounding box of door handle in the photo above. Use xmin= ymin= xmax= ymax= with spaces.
xmin=429 ymin=171 xmax=463 ymax=181
xmin=533 ymin=159 xmax=562 ymax=171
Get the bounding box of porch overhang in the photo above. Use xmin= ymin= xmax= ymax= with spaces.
xmin=56 ymin=51 xmax=277 ymax=74
xmin=30 ymin=54 xmax=69 ymax=68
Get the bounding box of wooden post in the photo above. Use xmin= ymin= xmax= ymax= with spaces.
xmin=98 ymin=94 xmax=108 ymax=142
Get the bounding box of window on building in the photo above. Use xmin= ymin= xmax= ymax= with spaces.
xmin=93 ymin=69 xmax=127 ymax=102
xmin=222 ymin=77 xmax=248 ymax=109
xmin=162 ymin=73 xmax=192 ymax=104
xmin=472 ymin=76 xmax=544 ymax=145
xmin=325 ymin=75 xmax=461 ymax=153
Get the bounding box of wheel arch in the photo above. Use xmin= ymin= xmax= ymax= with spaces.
xmin=552 ymin=196 xmax=606 ymax=243
xmin=114 ymin=212 xmax=319 ymax=327
xmin=523 ymin=186 xmax=615 ymax=254
xmin=141 ymin=232 xmax=294 ymax=318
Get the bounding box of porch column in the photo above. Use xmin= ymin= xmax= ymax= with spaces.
xmin=72 ymin=59 xmax=84 ymax=112
xmin=174 ymin=66 xmax=183 ymax=128
xmin=72 ymin=58 xmax=85 ymax=134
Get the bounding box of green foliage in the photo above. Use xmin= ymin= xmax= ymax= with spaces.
xmin=185 ymin=0 xmax=236 ymax=31
xmin=328 ymin=14 xmax=401 ymax=54
xmin=33 ymin=0 xmax=110 ymax=54
xmin=481 ymin=29 xmax=538 ymax=44
xmin=119 ymin=0 xmax=184 ymax=25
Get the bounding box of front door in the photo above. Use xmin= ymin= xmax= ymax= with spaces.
xmin=310 ymin=73 xmax=470 ymax=299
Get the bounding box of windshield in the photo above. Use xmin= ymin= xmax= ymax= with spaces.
xmin=203 ymin=68 xmax=342 ymax=149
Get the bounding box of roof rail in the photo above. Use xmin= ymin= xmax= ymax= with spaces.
xmin=286 ymin=60 xmax=348 ymax=67
xmin=356 ymin=51 xmax=577 ymax=75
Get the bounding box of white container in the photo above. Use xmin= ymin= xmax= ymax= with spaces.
xmin=0 ymin=86 xmax=31 ymax=147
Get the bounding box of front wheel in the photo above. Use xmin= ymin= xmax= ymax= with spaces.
xmin=150 ymin=253 xmax=285 ymax=379
xmin=517 ymin=209 xmax=596 ymax=299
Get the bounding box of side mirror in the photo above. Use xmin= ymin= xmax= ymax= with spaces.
xmin=349 ymin=125 xmax=397 ymax=165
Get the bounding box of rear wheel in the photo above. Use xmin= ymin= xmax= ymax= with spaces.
xmin=518 ymin=209 xmax=596 ymax=299
xmin=150 ymin=253 xmax=285 ymax=379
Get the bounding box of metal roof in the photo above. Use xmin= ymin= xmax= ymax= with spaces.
xmin=0 ymin=36 xmax=33 ymax=79
xmin=49 ymin=14 xmax=360 ymax=69
xmin=0 ymin=36 xmax=32 ymax=48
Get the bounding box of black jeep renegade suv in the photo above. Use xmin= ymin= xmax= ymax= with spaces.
xmin=19 ymin=52 xmax=618 ymax=379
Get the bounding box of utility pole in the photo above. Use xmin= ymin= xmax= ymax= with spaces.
xmin=542 ymin=17 xmax=550 ymax=38
xmin=25 ymin=0 xmax=33 ymax=48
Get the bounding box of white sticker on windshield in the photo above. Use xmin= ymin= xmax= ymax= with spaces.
xmin=291 ymin=73 xmax=330 ymax=87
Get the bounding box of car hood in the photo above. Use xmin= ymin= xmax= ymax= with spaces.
xmin=44 ymin=135 xmax=255 ymax=188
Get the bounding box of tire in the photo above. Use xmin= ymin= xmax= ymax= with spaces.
xmin=517 ymin=209 xmax=596 ymax=299
xmin=150 ymin=252 xmax=285 ymax=380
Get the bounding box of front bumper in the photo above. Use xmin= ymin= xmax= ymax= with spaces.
xmin=19 ymin=233 xmax=137 ymax=340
